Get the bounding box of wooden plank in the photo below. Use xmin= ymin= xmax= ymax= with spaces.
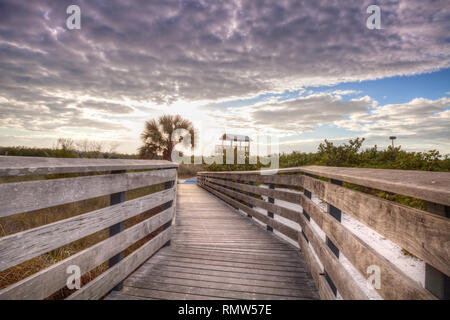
xmin=0 ymin=207 xmax=173 ymax=300
xmin=126 ymin=274 xmax=316 ymax=298
xmin=158 ymin=251 xmax=305 ymax=269
xmin=155 ymin=254 xmax=306 ymax=273
xmin=104 ymin=291 xmax=152 ymax=300
xmin=129 ymin=268 xmax=315 ymax=291
xmin=299 ymin=166 xmax=450 ymax=207
xmin=168 ymin=247 xmax=303 ymax=264
xmin=203 ymin=180 xmax=299 ymax=223
xmin=202 ymin=184 xmax=299 ymax=241
xmin=0 ymin=168 xmax=177 ymax=217
xmin=171 ymin=245 xmax=297 ymax=257
xmin=139 ymin=254 xmax=308 ymax=279
xmin=206 ymin=177 xmax=300 ymax=204
xmin=66 ymin=227 xmax=173 ymax=300
xmin=0 ymin=156 xmax=178 ymax=177
xmin=299 ymin=193 xmax=436 ymax=299
xmin=121 ymin=286 xmax=232 ymax=300
xmin=0 ymin=188 xmax=175 ymax=272
xmin=199 ymin=172 xmax=302 ymax=187
xmin=124 ymin=279 xmax=313 ymax=300
xmin=134 ymin=261 xmax=311 ymax=284
xmin=302 ymin=175 xmax=450 ymax=277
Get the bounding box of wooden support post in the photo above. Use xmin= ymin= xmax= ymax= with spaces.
xmin=228 ymin=179 xmax=239 ymax=210
xmin=247 ymin=181 xmax=254 ymax=218
xmin=108 ymin=170 xmax=126 ymax=291
xmin=162 ymin=180 xmax=174 ymax=247
xmin=326 ymin=179 xmax=342 ymax=258
xmin=267 ymin=184 xmax=275 ymax=231
xmin=322 ymin=178 xmax=342 ymax=296
xmin=302 ymin=176 xmax=311 ymax=242
xmin=425 ymin=202 xmax=449 ymax=299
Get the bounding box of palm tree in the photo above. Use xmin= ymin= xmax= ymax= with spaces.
xmin=139 ymin=115 xmax=195 ymax=160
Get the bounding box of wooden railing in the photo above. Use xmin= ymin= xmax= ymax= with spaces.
xmin=0 ymin=156 xmax=178 ymax=300
xmin=198 ymin=166 xmax=450 ymax=300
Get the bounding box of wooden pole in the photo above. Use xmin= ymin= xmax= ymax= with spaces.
xmin=425 ymin=202 xmax=449 ymax=299
xmin=247 ymin=181 xmax=254 ymax=218
xmin=162 ymin=180 xmax=175 ymax=247
xmin=267 ymin=184 xmax=275 ymax=231
xmin=108 ymin=170 xmax=126 ymax=291
xmin=323 ymin=178 xmax=343 ymax=296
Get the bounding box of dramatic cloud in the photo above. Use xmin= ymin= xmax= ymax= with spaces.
xmin=206 ymin=92 xmax=375 ymax=134
xmin=205 ymin=93 xmax=450 ymax=152
xmin=250 ymin=95 xmax=375 ymax=133
xmin=336 ymin=97 xmax=450 ymax=140
xmin=79 ymin=101 xmax=134 ymax=114
xmin=0 ymin=0 xmax=449 ymax=152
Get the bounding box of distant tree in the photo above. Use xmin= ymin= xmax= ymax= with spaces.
xmin=139 ymin=115 xmax=195 ymax=160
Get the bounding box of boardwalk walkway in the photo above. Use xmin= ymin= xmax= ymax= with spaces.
xmin=106 ymin=184 xmax=319 ymax=300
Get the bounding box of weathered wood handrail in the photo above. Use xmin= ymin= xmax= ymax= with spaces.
xmin=197 ymin=167 xmax=450 ymax=300
xmin=0 ymin=156 xmax=178 ymax=300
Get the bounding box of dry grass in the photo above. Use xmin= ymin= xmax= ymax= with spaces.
xmin=178 ymin=163 xmax=206 ymax=179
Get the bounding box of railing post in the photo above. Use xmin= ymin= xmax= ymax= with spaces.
xmin=302 ymin=176 xmax=311 ymax=242
xmin=227 ymin=179 xmax=238 ymax=210
xmin=323 ymin=179 xmax=342 ymax=296
xmin=326 ymin=179 xmax=342 ymax=258
xmin=303 ymin=173 xmax=338 ymax=296
xmin=247 ymin=181 xmax=254 ymax=218
xmin=109 ymin=170 xmax=126 ymax=291
xmin=162 ymin=180 xmax=175 ymax=247
xmin=267 ymin=184 xmax=275 ymax=231
xmin=425 ymin=203 xmax=449 ymax=299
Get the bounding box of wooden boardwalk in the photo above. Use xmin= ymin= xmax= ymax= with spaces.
xmin=106 ymin=184 xmax=319 ymax=300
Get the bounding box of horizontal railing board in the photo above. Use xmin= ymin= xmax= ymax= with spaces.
xmin=203 ymin=180 xmax=299 ymax=223
xmin=299 ymin=193 xmax=436 ymax=300
xmin=300 ymin=166 xmax=450 ymax=207
xmin=199 ymin=172 xmax=303 ymax=187
xmin=205 ymin=177 xmax=301 ymax=204
xmin=66 ymin=227 xmax=173 ymax=300
xmin=199 ymin=166 xmax=450 ymax=206
xmin=0 ymin=168 xmax=176 ymax=217
xmin=0 ymin=156 xmax=178 ymax=177
xmin=0 ymin=207 xmax=173 ymax=300
xmin=0 ymin=188 xmax=175 ymax=272
xmin=201 ymin=184 xmax=299 ymax=242
xmin=301 ymin=175 xmax=450 ymax=277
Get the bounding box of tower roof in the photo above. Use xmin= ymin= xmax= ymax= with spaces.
xmin=221 ymin=133 xmax=251 ymax=142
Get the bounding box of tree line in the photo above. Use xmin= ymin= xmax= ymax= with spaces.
xmin=1 ymin=115 xmax=448 ymax=172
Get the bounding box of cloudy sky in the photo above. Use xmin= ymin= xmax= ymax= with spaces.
xmin=0 ymin=0 xmax=449 ymax=155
